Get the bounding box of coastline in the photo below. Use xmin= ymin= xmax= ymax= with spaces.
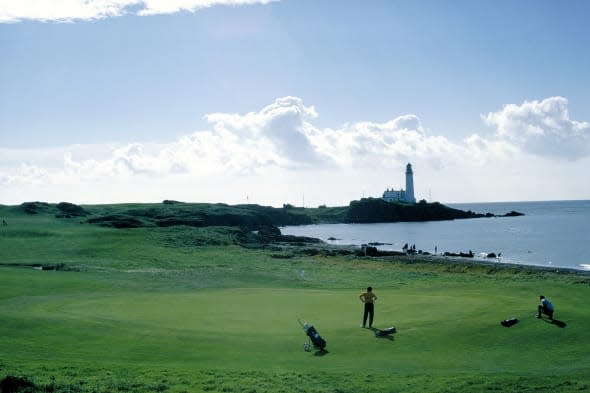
xmin=280 ymin=200 xmax=590 ymax=272
xmin=274 ymin=237 xmax=590 ymax=276
xmin=2 ymin=200 xmax=588 ymax=274
xmin=402 ymin=252 xmax=590 ymax=276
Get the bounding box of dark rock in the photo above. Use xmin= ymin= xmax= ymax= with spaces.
xmin=257 ymin=225 xmax=282 ymax=242
xmin=361 ymin=244 xmax=406 ymax=257
xmin=279 ymin=235 xmax=322 ymax=244
xmin=445 ymin=251 xmax=474 ymax=258
xmin=162 ymin=200 xmax=184 ymax=204
xmin=345 ymin=198 xmax=485 ymax=224
xmin=502 ymin=210 xmax=524 ymax=217
xmin=362 ymin=245 xmax=379 ymax=256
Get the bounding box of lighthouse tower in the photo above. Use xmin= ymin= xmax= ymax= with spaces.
xmin=405 ymin=163 xmax=416 ymax=203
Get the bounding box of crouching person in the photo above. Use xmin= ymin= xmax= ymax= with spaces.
xmin=537 ymin=295 xmax=554 ymax=320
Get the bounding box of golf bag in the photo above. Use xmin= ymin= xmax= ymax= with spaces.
xmin=500 ymin=318 xmax=519 ymax=327
xmin=375 ymin=326 xmax=396 ymax=337
xmin=302 ymin=322 xmax=327 ymax=350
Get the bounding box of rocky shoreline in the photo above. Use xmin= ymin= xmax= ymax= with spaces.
xmin=260 ymin=229 xmax=590 ymax=276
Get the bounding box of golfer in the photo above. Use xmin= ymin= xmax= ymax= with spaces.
xmin=360 ymin=286 xmax=377 ymax=328
xmin=537 ymin=295 xmax=554 ymax=320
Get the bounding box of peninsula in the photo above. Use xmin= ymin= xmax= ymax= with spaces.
xmin=15 ymin=198 xmax=522 ymax=230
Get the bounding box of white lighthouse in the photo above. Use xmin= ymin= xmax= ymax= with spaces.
xmin=381 ymin=162 xmax=417 ymax=204
xmin=405 ymin=163 xmax=416 ymax=203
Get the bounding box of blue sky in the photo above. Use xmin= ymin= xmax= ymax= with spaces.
xmin=1 ymin=0 xmax=589 ymax=205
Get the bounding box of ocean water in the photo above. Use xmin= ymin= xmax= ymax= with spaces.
xmin=281 ymin=200 xmax=590 ymax=271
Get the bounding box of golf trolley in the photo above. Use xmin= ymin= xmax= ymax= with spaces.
xmin=298 ymin=319 xmax=327 ymax=352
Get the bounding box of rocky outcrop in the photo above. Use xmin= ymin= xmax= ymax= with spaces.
xmin=344 ymin=198 xmax=485 ymax=223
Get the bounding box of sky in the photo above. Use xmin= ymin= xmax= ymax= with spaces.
xmin=1 ymin=0 xmax=589 ymax=206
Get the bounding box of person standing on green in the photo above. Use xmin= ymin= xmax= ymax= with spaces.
xmin=360 ymin=286 xmax=377 ymax=328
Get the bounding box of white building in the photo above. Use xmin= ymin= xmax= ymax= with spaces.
xmin=382 ymin=163 xmax=416 ymax=203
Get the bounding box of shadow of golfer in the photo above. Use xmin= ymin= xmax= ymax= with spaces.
xmin=541 ymin=317 xmax=567 ymax=328
xmin=550 ymin=319 xmax=567 ymax=328
xmin=314 ymin=349 xmax=329 ymax=356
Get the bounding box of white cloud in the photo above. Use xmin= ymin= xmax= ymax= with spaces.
xmin=1 ymin=96 xmax=589 ymax=205
xmin=206 ymin=96 xmax=321 ymax=168
xmin=483 ymin=96 xmax=590 ymax=160
xmin=0 ymin=0 xmax=276 ymax=23
xmin=138 ymin=0 xmax=276 ymax=16
xmin=309 ymin=115 xmax=439 ymax=168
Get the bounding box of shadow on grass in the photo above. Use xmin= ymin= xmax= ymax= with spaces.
xmin=544 ymin=318 xmax=567 ymax=328
xmin=314 ymin=349 xmax=329 ymax=356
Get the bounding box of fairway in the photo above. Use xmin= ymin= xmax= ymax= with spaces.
xmin=1 ymin=205 xmax=590 ymax=392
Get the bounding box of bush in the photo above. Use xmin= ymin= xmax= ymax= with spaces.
xmin=20 ymin=202 xmax=50 ymax=215
xmin=0 ymin=375 xmax=35 ymax=393
xmin=56 ymin=202 xmax=88 ymax=217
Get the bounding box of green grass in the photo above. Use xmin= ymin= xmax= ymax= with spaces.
xmin=1 ymin=204 xmax=589 ymax=392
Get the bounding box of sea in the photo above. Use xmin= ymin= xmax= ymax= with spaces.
xmin=281 ymin=200 xmax=590 ymax=271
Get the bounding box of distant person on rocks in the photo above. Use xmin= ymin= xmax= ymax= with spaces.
xmin=537 ymin=295 xmax=554 ymax=320
xmin=359 ymin=286 xmax=377 ymax=328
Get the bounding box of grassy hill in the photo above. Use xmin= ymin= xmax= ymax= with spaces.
xmin=0 ymin=203 xmax=588 ymax=393
xmin=7 ymin=198 xmax=501 ymax=232
xmin=14 ymin=200 xmax=315 ymax=229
